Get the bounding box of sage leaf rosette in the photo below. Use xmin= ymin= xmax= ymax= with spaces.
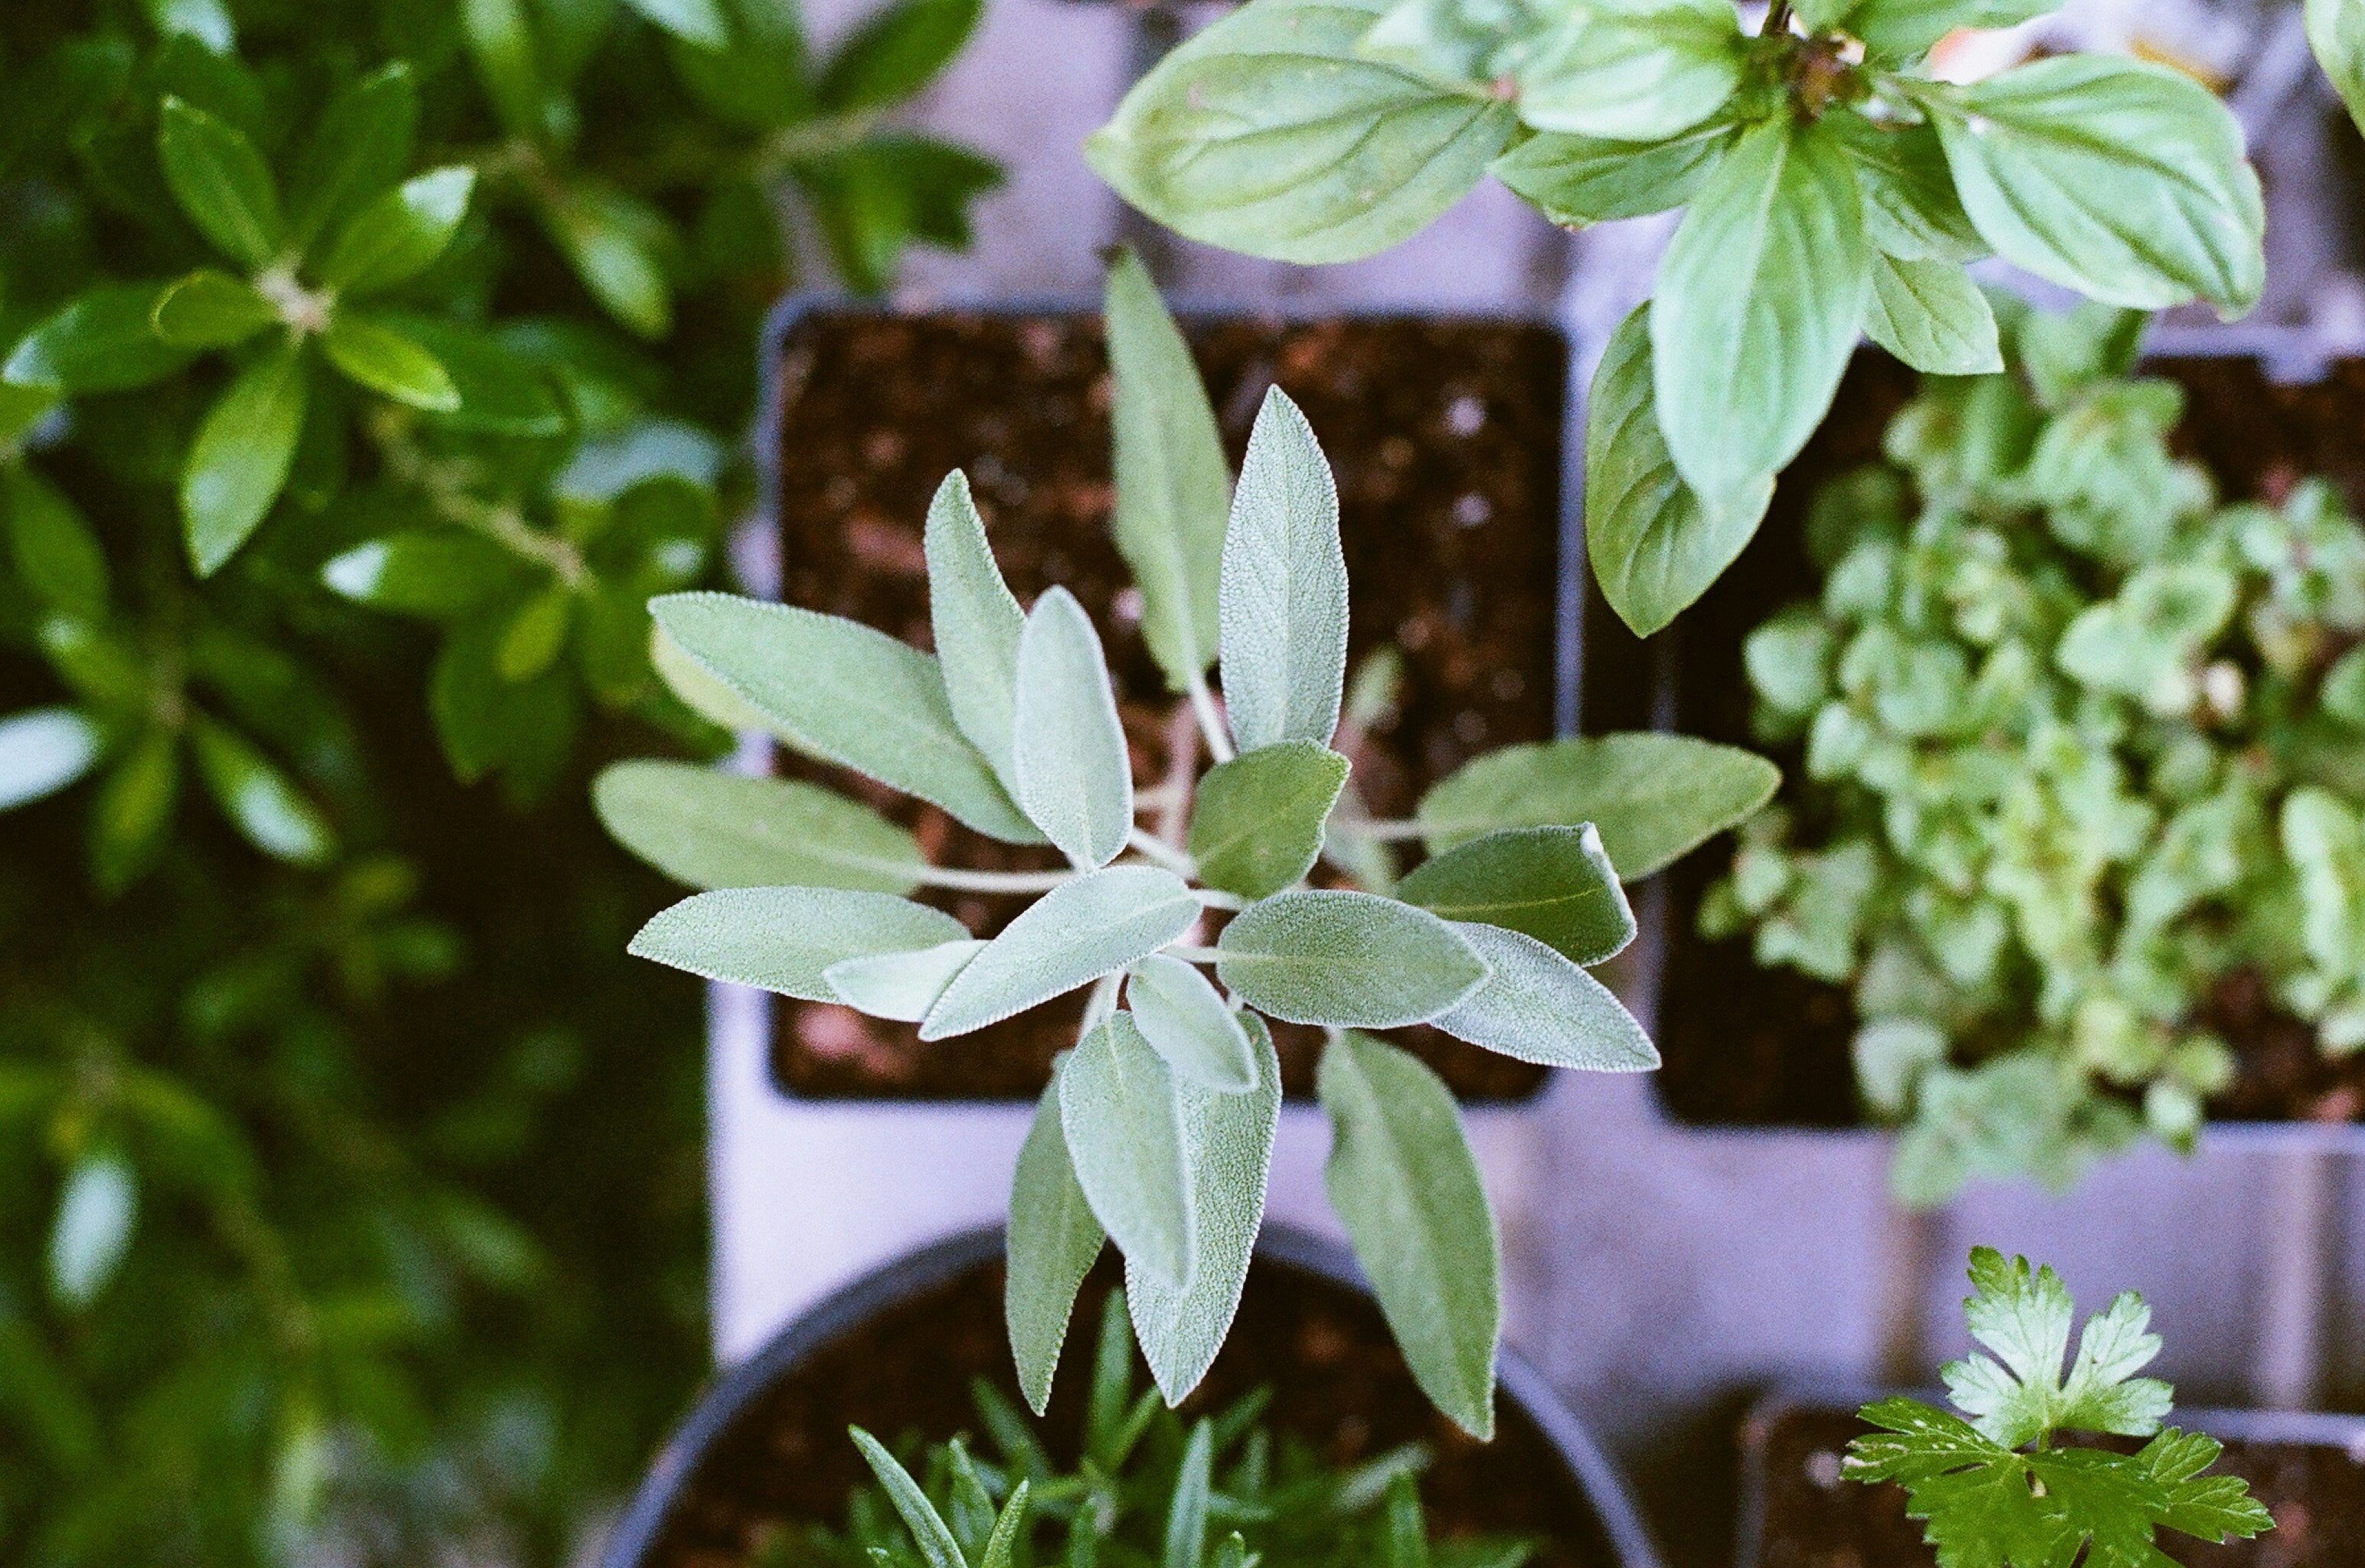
xmin=597 ymin=256 xmax=1778 ymax=1435
xmin=1091 ymin=0 xmax=2265 ymax=639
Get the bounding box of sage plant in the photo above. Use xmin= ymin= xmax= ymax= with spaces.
xmin=597 ymin=254 xmax=1777 ymax=1435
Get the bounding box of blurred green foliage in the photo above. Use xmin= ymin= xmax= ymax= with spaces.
xmin=0 ymin=0 xmax=995 ymax=1559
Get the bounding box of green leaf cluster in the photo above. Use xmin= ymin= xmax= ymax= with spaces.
xmin=598 ymin=256 xmax=1780 ymax=1432
xmin=1 ymin=0 xmax=996 ymax=874
xmin=1699 ymin=300 xmax=2365 ymax=1203
xmin=1089 ymin=0 xmax=2265 ymax=639
xmin=1847 ymin=1247 xmax=2272 ymax=1567
xmin=780 ymin=1292 xmax=1537 ymax=1568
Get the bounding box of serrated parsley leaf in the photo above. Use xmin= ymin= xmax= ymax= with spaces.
xmin=1846 ymin=1250 xmax=2270 ymax=1568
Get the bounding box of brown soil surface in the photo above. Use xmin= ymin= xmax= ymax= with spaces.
xmin=639 ymin=1251 xmax=1621 ymax=1568
xmin=1746 ymin=1402 xmax=2365 ymax=1568
xmin=766 ymin=310 xmax=1568 ymax=1101
xmin=1615 ymin=351 xmax=2365 ymax=1128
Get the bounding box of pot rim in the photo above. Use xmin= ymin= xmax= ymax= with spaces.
xmin=599 ymin=1222 xmax=1665 ymax=1568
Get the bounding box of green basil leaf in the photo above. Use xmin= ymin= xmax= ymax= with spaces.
xmin=1126 ymin=1015 xmax=1279 ymax=1406
xmin=921 ymin=866 xmax=1200 ymax=1039
xmin=1654 ymin=117 xmax=1870 ymax=510
xmin=5 ymin=284 xmax=197 ymax=394
xmin=1416 ymin=733 xmax=1780 ymax=876
xmin=1431 ymin=922 xmax=1657 ymax=1070
xmin=1492 ymin=122 xmax=1733 ymax=225
xmin=592 ymin=759 xmax=927 ymax=892
xmin=320 ymin=528 xmax=525 ymax=617
xmin=1221 ymin=388 xmax=1347 ymax=753
xmin=1927 ymin=56 xmax=2263 ymax=314
xmin=1356 ymin=0 xmax=1516 ymax=87
xmin=925 ymin=470 xmax=1025 ymax=793
xmin=1398 ymin=823 xmax=1634 ymax=964
xmin=1318 ymin=1029 xmax=1498 ymax=1439
xmin=1187 ymin=739 xmax=1349 ymax=900
xmin=622 ymin=0 xmax=729 ymax=47
xmin=151 ymin=270 xmax=277 ymax=349
xmin=286 ymin=63 xmax=419 ymax=250
xmin=818 ymin=0 xmax=981 ymax=110
xmin=5 ymin=468 xmax=109 ymax=620
xmin=188 ymin=718 xmax=335 ymax=865
xmin=1125 ymin=953 xmax=1258 ymax=1093
xmin=157 ymin=96 xmax=284 ymax=268
xmin=542 ymin=183 xmax=673 ymax=338
xmin=1584 ymin=302 xmax=1771 ymax=637
xmin=1828 ymin=114 xmax=1984 ymax=263
xmin=312 ymin=166 xmax=475 ymax=296
xmin=90 ymin=729 xmax=179 ymax=892
xmin=378 ymin=315 xmax=568 ymax=437
xmin=1217 ymin=889 xmax=1487 ymax=1028
xmin=1014 ymin=586 xmax=1133 ymax=868
xmin=1087 ymin=0 xmax=1516 ymax=264
xmin=1513 ymin=0 xmax=1745 ymax=142
xmin=851 ymin=1428 xmax=968 ymax=1568
xmin=182 ymin=341 xmax=309 ymax=576
xmin=823 ymin=939 xmax=984 ymax=1021
xmin=1061 ymin=1013 xmax=1198 ymax=1290
xmin=2313 ymin=0 xmax=2365 ymax=141
xmin=649 ymin=592 xmax=1039 ymax=843
xmin=0 ymin=708 xmax=105 ymax=811
xmin=627 ymin=885 xmax=969 ymax=998
xmin=1007 ymin=1076 xmax=1106 ymax=1415
xmin=1106 ymin=248 xmax=1229 ymax=694
xmin=1863 ymin=253 xmax=2004 ymax=375
xmin=320 ymin=313 xmax=460 ymax=411
xmin=1845 ymin=0 xmax=2060 ymax=64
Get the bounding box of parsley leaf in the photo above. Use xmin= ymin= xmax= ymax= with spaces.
xmin=1844 ymin=1248 xmax=2273 ymax=1568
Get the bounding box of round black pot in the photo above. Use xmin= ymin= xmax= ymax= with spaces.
xmin=601 ymin=1225 xmax=1663 ymax=1568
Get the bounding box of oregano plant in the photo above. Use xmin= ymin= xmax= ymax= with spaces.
xmin=1847 ymin=1248 xmax=2272 ymax=1567
xmin=1088 ymin=0 xmax=2266 ymax=639
xmin=597 ymin=253 xmax=1778 ymax=1437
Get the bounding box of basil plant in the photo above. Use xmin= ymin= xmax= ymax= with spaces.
xmin=1089 ymin=0 xmax=2266 ymax=641
xmin=597 ymin=255 xmax=1777 ymax=1437
xmin=1703 ymin=301 xmax=2365 ymax=1204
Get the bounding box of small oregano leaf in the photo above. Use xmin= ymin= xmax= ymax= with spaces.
xmin=649 ymin=593 xmax=1039 ymax=844
xmin=1013 ymin=586 xmax=1133 ymax=868
xmin=1061 ymin=1014 xmax=1199 ymax=1291
xmin=926 ymin=470 xmax=1025 ymax=793
xmin=1125 ymin=952 xmax=1258 ymax=1093
xmin=1397 ymin=823 xmax=1635 ymax=965
xmin=1106 ymin=249 xmax=1230 ymax=693
xmin=628 ymin=886 xmax=969 ymax=999
xmin=1187 ymin=740 xmax=1349 ymax=900
xmin=593 ymin=760 xmax=927 ymax=893
xmin=1127 ymin=1016 xmax=1281 ymax=1406
xmin=1217 ymin=889 xmax=1487 ymax=1029
xmin=921 ymin=866 xmax=1200 ymax=1039
xmin=158 ymin=96 xmax=284 ymax=269
xmin=1008 ymin=1075 xmax=1106 ymax=1415
xmin=1221 ymin=388 xmax=1347 ymax=753
xmin=1431 ymin=922 xmax=1659 ymax=1071
xmin=1318 ymin=1030 xmax=1498 ymax=1439
xmin=1585 ymin=302 xmax=1773 ymax=637
xmin=1416 ymin=733 xmax=1780 ymax=877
